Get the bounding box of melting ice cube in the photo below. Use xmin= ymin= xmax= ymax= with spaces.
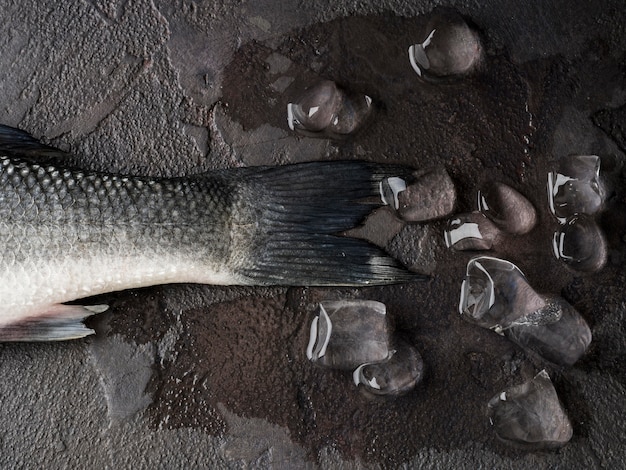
xmin=459 ymin=256 xmax=546 ymax=330
xmin=547 ymin=155 xmax=604 ymax=222
xmin=287 ymin=80 xmax=372 ymax=138
xmin=382 ymin=167 xmax=456 ymax=222
xmin=408 ymin=8 xmax=482 ymax=82
xmin=505 ymin=296 xmax=592 ymax=366
xmin=353 ymin=339 xmax=424 ymax=398
xmin=459 ymin=257 xmax=592 ymax=365
xmin=552 ymin=214 xmax=608 ymax=273
xmin=444 ymin=212 xmax=500 ymax=251
xmin=306 ymin=300 xmax=391 ymax=370
xmin=380 ymin=167 xmax=457 ymax=222
xmin=477 ymin=182 xmax=537 ymax=235
xmin=488 ymin=370 xmax=573 ymax=449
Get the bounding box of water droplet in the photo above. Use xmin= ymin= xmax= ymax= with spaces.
xmin=547 ymin=155 xmax=604 ymax=221
xmin=459 ymin=256 xmax=545 ymax=330
xmin=552 ymin=214 xmax=607 ymax=272
xmin=388 ymin=167 xmax=456 ymax=222
xmin=505 ymin=296 xmax=592 ymax=366
xmin=353 ymin=339 xmax=424 ymax=398
xmin=488 ymin=370 xmax=573 ymax=449
xmin=477 ymin=182 xmax=536 ymax=235
xmin=408 ymin=8 xmax=482 ymax=82
xmin=306 ymin=300 xmax=391 ymax=370
xmin=444 ymin=212 xmax=500 ymax=251
xmin=287 ymin=80 xmax=372 ymax=138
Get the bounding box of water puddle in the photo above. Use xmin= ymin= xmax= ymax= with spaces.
xmin=104 ymin=10 xmax=626 ymax=466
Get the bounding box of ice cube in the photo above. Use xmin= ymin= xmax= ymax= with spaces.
xmin=287 ymin=80 xmax=372 ymax=138
xmin=459 ymin=256 xmax=546 ymax=330
xmin=444 ymin=212 xmax=500 ymax=251
xmin=547 ymin=155 xmax=604 ymax=221
xmin=408 ymin=8 xmax=482 ymax=82
xmin=506 ymin=296 xmax=592 ymax=366
xmin=353 ymin=339 xmax=424 ymax=398
xmin=391 ymin=167 xmax=457 ymax=222
xmin=552 ymin=214 xmax=608 ymax=273
xmin=306 ymin=300 xmax=391 ymax=370
xmin=478 ymin=182 xmax=536 ymax=235
xmin=488 ymin=370 xmax=573 ymax=449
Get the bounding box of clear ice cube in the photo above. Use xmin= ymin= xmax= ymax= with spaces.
xmin=408 ymin=8 xmax=482 ymax=82
xmin=477 ymin=182 xmax=537 ymax=235
xmin=552 ymin=214 xmax=608 ymax=273
xmin=444 ymin=212 xmax=500 ymax=251
xmin=287 ymin=80 xmax=372 ymax=138
xmin=352 ymin=339 xmax=424 ymax=398
xmin=406 ymin=167 xmax=457 ymax=221
xmin=380 ymin=167 xmax=456 ymax=222
xmin=505 ymin=296 xmax=592 ymax=366
xmin=306 ymin=300 xmax=391 ymax=370
xmin=459 ymin=256 xmax=546 ymax=330
xmin=547 ymin=155 xmax=604 ymax=221
xmin=488 ymin=370 xmax=573 ymax=449
xmin=459 ymin=257 xmax=592 ymax=365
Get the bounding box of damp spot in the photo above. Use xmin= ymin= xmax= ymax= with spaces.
xmin=131 ymin=9 xmax=626 ymax=467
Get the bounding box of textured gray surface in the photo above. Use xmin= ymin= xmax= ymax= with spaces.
xmin=1 ymin=0 xmax=625 ymax=468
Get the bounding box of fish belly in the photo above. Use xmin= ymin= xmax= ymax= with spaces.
xmin=0 ymin=242 xmax=237 ymax=327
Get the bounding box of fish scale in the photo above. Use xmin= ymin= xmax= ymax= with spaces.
xmin=0 ymin=153 xmax=236 ymax=332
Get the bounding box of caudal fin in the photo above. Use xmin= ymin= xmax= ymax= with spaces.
xmin=235 ymin=161 xmax=426 ymax=286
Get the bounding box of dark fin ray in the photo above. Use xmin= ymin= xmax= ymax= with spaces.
xmin=0 ymin=124 xmax=70 ymax=161
xmin=0 ymin=304 xmax=108 ymax=342
xmin=236 ymin=161 xmax=427 ymax=286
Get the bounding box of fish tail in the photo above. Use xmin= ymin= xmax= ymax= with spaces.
xmin=0 ymin=304 xmax=108 ymax=342
xmin=235 ymin=161 xmax=426 ymax=286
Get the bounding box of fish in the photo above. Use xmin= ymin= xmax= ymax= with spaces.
xmin=0 ymin=124 xmax=424 ymax=342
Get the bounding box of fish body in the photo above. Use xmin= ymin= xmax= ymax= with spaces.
xmin=0 ymin=125 xmax=420 ymax=341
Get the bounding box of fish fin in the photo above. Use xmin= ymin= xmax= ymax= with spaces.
xmin=0 ymin=304 xmax=108 ymax=342
xmin=0 ymin=124 xmax=70 ymax=160
xmin=236 ymin=161 xmax=428 ymax=286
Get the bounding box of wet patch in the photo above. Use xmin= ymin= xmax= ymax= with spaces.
xmin=103 ymin=11 xmax=626 ymax=467
xmin=593 ymin=103 xmax=626 ymax=153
